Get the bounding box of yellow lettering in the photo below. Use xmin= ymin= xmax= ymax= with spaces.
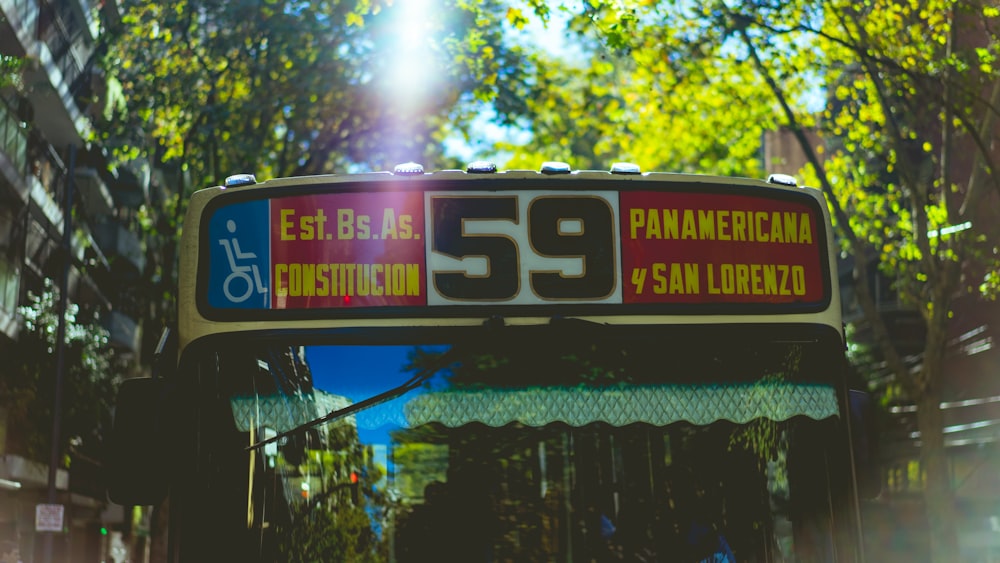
xmin=755 ymin=212 xmax=769 ymax=242
xmin=315 ymin=209 xmax=327 ymax=240
xmin=646 ymin=209 xmax=661 ymax=239
xmin=406 ymin=264 xmax=420 ymax=296
xmin=698 ymin=210 xmax=715 ymax=240
xmin=266 ymin=263 xmax=422 ymax=301
xmin=300 ymin=215 xmax=315 ymax=241
xmin=372 ymin=265 xmax=383 ymax=296
xmin=629 ymin=209 xmax=644 ymax=239
xmin=632 ymin=267 xmax=647 ymax=294
xmin=399 ymin=215 xmax=413 ymax=239
xmin=394 ymin=264 xmax=405 ymax=295
xmin=357 ymin=264 xmax=370 ymax=296
xmin=381 ymin=209 xmax=397 ymax=239
xmin=330 ymin=264 xmax=341 ymax=296
xmin=778 ymin=265 xmax=791 ymax=296
xmin=707 ymin=264 xmax=720 ymax=295
xmin=734 ymin=264 xmax=749 ymax=294
xmin=671 ymin=262 xmax=807 ymax=299
xmin=663 ymin=209 xmax=678 ymax=239
xmin=731 ymin=211 xmax=746 ymax=242
xmin=721 ymin=264 xmax=735 ymax=294
xmin=301 ymin=263 xmax=315 ymax=296
xmin=717 ymin=210 xmax=730 ymax=241
xmin=357 ymin=215 xmax=370 ymax=240
xmin=684 ymin=263 xmax=699 ymax=294
xmin=770 ymin=211 xmax=785 ymax=243
xmin=763 ymin=265 xmax=777 ymax=295
xmin=338 ymin=209 xmax=354 ymax=240
xmin=799 ymin=213 xmax=813 ymax=244
xmin=345 ymin=264 xmax=356 ymax=295
xmin=316 ymin=264 xmax=329 ymax=296
xmin=681 ymin=210 xmax=697 ymax=239
xmin=288 ymin=264 xmax=301 ymax=297
xmin=669 ymin=263 xmax=684 ymax=294
xmin=275 ymin=264 xmax=288 ymax=296
xmin=280 ymin=209 xmax=296 ymax=241
xmin=793 ymin=265 xmax=806 ymax=295
xmin=784 ymin=213 xmax=797 ymax=244
xmin=652 ymin=263 xmax=667 ymax=294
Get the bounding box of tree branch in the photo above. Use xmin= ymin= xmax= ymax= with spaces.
xmin=835 ymin=7 xmax=943 ymax=287
xmin=729 ymin=14 xmax=918 ymax=398
xmin=959 ymin=76 xmax=1000 ymax=217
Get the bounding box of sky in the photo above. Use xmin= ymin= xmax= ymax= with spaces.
xmin=305 ymin=344 xmax=448 ymax=445
xmin=439 ymin=3 xmax=580 ymax=165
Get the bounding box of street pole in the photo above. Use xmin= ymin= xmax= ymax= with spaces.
xmin=42 ymin=144 xmax=75 ymax=563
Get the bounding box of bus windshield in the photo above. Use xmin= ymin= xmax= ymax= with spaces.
xmin=175 ymin=326 xmax=850 ymax=562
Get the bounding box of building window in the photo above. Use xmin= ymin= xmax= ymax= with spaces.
xmin=0 ymin=257 xmax=20 ymax=315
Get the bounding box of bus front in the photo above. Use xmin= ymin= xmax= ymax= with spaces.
xmin=116 ymin=169 xmax=868 ymax=562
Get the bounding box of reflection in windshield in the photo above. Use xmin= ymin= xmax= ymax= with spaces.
xmin=192 ymin=339 xmax=845 ymax=562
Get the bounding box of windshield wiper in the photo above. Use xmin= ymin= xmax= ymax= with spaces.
xmin=246 ymin=346 xmax=462 ymax=452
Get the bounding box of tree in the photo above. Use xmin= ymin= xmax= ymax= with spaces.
xmin=496 ymin=4 xmax=780 ymax=174
xmin=0 ymin=282 xmax=117 ymax=462
xmin=100 ymin=0 xmax=532 ymax=181
xmin=275 ymin=423 xmax=388 ymax=563
xmin=493 ymin=1 xmax=1000 ymax=560
xmin=0 ymin=55 xmax=22 ymax=90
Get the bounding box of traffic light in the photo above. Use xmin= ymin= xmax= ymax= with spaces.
xmin=349 ymin=471 xmax=359 ymax=504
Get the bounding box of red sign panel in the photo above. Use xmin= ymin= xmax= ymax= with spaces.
xmin=268 ymin=191 xmax=426 ymax=309
xmin=620 ymin=191 xmax=824 ymax=305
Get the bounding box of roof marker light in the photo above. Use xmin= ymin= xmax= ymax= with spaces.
xmin=540 ymin=161 xmax=571 ymax=174
xmin=610 ymin=162 xmax=641 ymax=175
xmin=393 ymin=162 xmax=425 ymax=176
xmin=766 ymin=173 xmax=797 ymax=187
xmin=466 ymin=161 xmax=498 ymax=174
xmin=224 ymin=174 xmax=257 ymax=188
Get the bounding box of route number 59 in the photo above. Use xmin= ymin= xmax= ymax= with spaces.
xmin=427 ymin=193 xmax=620 ymax=304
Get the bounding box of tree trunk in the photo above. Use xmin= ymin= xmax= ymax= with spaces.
xmin=916 ymin=373 xmax=960 ymax=562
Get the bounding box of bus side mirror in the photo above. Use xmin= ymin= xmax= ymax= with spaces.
xmin=106 ymin=377 xmax=169 ymax=506
xmin=848 ymin=389 xmax=881 ymax=500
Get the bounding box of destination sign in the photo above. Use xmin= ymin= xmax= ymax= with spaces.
xmin=202 ymin=186 xmax=828 ymax=314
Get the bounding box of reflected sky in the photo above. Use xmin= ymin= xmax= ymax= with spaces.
xmin=305 ymin=345 xmax=448 ymax=445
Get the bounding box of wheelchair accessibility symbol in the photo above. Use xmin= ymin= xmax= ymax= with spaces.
xmin=218 ymin=219 xmax=268 ymax=303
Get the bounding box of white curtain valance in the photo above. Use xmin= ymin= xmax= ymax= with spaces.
xmin=403 ymin=384 xmax=839 ymax=428
xmin=232 ymin=383 xmax=838 ymax=433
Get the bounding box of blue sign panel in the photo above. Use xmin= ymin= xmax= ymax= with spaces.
xmin=207 ymin=199 xmax=271 ymax=309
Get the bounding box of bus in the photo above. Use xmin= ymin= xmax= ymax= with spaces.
xmin=108 ymin=162 xmax=876 ymax=562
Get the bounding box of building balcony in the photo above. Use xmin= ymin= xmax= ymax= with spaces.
xmin=74 ymin=165 xmax=113 ymax=217
xmin=76 ymin=145 xmax=151 ymax=211
xmin=91 ymin=217 xmax=144 ymax=277
xmin=0 ymin=453 xmax=68 ymax=491
xmin=0 ymin=0 xmax=34 ymax=57
xmin=106 ymin=156 xmax=151 ymax=209
xmin=104 ymin=309 xmax=139 ymax=355
xmin=0 ymin=0 xmax=101 ymax=148
xmin=0 ymin=99 xmax=30 ymax=198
